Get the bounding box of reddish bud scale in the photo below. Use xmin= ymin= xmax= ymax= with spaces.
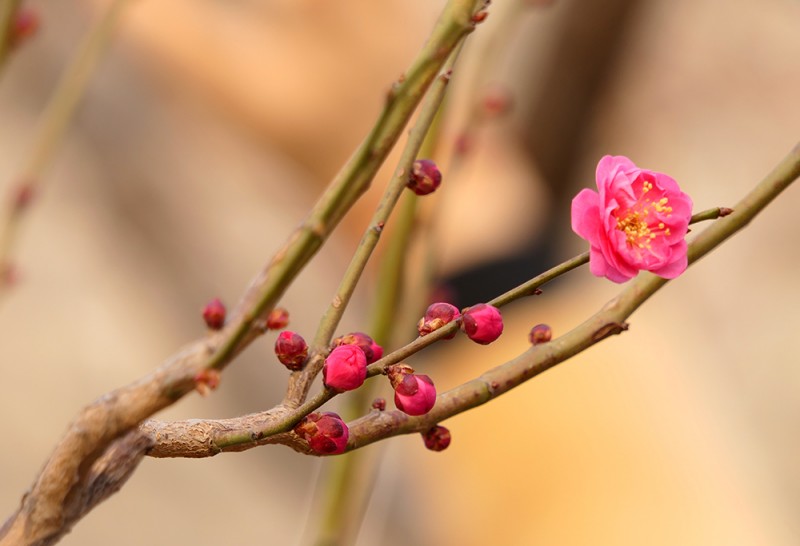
xmin=393 ymin=373 xmax=437 ymax=416
xmin=528 ymin=323 xmax=552 ymax=345
xmin=332 ymin=331 xmax=383 ymax=364
xmin=294 ymin=412 xmax=349 ymax=455
xmin=323 ymin=345 xmax=367 ymax=391
xmin=461 ymin=303 xmax=503 ymax=345
xmin=266 ymin=307 xmax=290 ymax=330
xmin=418 ymin=302 xmax=460 ymax=339
xmin=371 ymin=398 xmax=386 ymax=411
xmin=274 ymin=331 xmax=309 ymax=370
xmin=193 ymin=369 xmax=221 ymax=397
xmin=407 ymin=159 xmax=442 ymax=196
xmin=422 ymin=425 xmax=451 ymax=452
xmin=202 ymin=298 xmax=226 ymax=330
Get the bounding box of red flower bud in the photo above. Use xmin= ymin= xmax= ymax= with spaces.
xmin=332 ymin=332 xmax=383 ymax=364
xmin=418 ymin=302 xmax=460 ymax=339
xmin=274 ymin=331 xmax=309 ymax=370
xmin=528 ymin=323 xmax=552 ymax=345
xmin=193 ymin=369 xmax=221 ymax=397
xmin=389 ymin=367 xmax=436 ymax=416
xmin=422 ymin=425 xmax=451 ymax=452
xmin=294 ymin=412 xmax=349 ymax=455
xmin=481 ymin=85 xmax=514 ymax=118
xmin=202 ymin=298 xmax=226 ymax=330
xmin=266 ymin=307 xmax=290 ymax=330
xmin=371 ymin=397 xmax=386 ymax=411
xmin=461 ymin=303 xmax=503 ymax=345
xmin=323 ymin=345 xmax=367 ymax=391
xmin=10 ymin=8 xmax=39 ymax=48
xmin=407 ymin=159 xmax=442 ymax=196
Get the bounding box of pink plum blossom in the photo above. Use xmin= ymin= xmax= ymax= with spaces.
xmin=571 ymin=155 xmax=693 ymax=283
xmin=461 ymin=303 xmax=503 ymax=345
xmin=323 ymin=345 xmax=367 ymax=391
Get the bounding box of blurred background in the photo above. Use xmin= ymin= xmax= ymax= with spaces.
xmin=1 ymin=0 xmax=799 ymax=544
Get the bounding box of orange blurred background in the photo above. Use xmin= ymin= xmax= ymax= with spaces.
xmin=1 ymin=1 xmax=799 ymax=544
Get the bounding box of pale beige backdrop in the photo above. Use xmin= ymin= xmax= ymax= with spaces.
xmin=0 ymin=0 xmax=798 ymax=545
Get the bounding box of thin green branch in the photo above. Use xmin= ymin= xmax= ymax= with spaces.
xmin=210 ymin=0 xmax=484 ymax=374
xmin=284 ymin=41 xmax=469 ymax=405
xmin=143 ymin=205 xmax=733 ymax=457
xmin=0 ymin=2 xmax=487 ymax=543
xmin=346 ymin=143 xmax=800 ymax=449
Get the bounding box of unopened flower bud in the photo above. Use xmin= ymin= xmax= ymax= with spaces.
xmin=266 ymin=307 xmax=290 ymax=330
xmin=391 ymin=370 xmax=437 ymax=416
xmin=528 ymin=323 xmax=552 ymax=345
xmin=193 ymin=369 xmax=221 ymax=396
xmin=10 ymin=8 xmax=39 ymax=48
xmin=11 ymin=184 xmax=34 ymax=211
xmin=323 ymin=345 xmax=367 ymax=391
xmin=418 ymin=302 xmax=460 ymax=339
xmin=422 ymin=425 xmax=451 ymax=452
xmin=332 ymin=332 xmax=383 ymax=364
xmin=371 ymin=397 xmax=386 ymax=411
xmin=294 ymin=412 xmax=349 ymax=455
xmin=461 ymin=303 xmax=503 ymax=345
xmin=407 ymin=159 xmax=442 ymax=196
xmin=274 ymin=331 xmax=309 ymax=370
xmin=481 ymin=85 xmax=513 ymax=118
xmin=202 ymin=298 xmax=226 ymax=330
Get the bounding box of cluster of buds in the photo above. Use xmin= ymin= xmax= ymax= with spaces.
xmin=294 ymin=412 xmax=349 ymax=455
xmin=387 ymin=364 xmax=436 ymax=416
xmin=418 ymin=301 xmax=503 ymax=345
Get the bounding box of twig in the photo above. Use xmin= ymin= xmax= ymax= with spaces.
xmin=286 ymin=41 xmax=468 ymax=407
xmin=142 ymin=205 xmax=736 ymax=457
xmin=0 ymin=0 xmax=128 ymax=298
xmin=0 ymin=2 xmax=485 ymax=544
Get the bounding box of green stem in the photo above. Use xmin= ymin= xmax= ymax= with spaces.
xmin=346 ymin=143 xmax=800 ymax=448
xmin=209 ymin=0 xmax=483 ymax=380
xmin=146 ymin=205 xmax=740 ymax=456
xmin=285 ymin=40 xmax=470 ymax=405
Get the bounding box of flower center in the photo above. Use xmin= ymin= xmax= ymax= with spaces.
xmin=615 ymin=180 xmax=672 ymax=249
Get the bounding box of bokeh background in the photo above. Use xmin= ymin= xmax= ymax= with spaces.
xmin=1 ymin=0 xmax=799 ymax=544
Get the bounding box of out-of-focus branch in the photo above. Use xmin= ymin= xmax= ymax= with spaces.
xmin=0 ymin=0 xmax=22 ymax=73
xmin=0 ymin=0 xmax=128 ymax=298
xmin=0 ymin=2 xmax=486 ymax=544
